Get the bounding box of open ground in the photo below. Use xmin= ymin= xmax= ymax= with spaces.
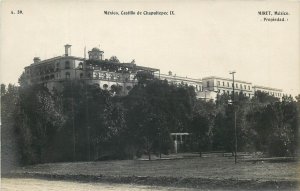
xmin=4 ymin=154 xmax=299 ymax=190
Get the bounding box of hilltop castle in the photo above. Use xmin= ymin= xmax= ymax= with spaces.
xmin=23 ymin=45 xmax=283 ymax=100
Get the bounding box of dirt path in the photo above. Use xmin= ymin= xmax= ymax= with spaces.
xmin=1 ymin=178 xmax=233 ymax=191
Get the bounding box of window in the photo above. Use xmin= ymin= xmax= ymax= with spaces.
xmin=240 ymin=84 xmax=242 ymax=89
xmin=207 ymin=81 xmax=210 ymax=87
xmin=80 ymin=73 xmax=83 ymax=78
xmin=244 ymin=85 xmax=246 ymax=89
xmin=217 ymin=81 xmax=220 ymax=86
xmin=227 ymin=82 xmax=229 ymax=87
xmin=65 ymin=72 xmax=70 ymax=78
xmin=248 ymin=86 xmax=250 ymax=90
xmin=79 ymin=62 xmax=83 ymax=69
xmin=236 ymin=84 xmax=238 ymax=88
xmin=222 ymin=82 xmax=225 ymax=86
xmin=65 ymin=61 xmax=70 ymax=69
xmin=103 ymin=84 xmax=108 ymax=89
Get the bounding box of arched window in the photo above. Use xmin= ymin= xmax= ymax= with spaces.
xmin=103 ymin=84 xmax=108 ymax=89
xmin=56 ymin=62 xmax=60 ymax=68
xmin=79 ymin=62 xmax=83 ymax=69
xmin=66 ymin=72 xmax=70 ymax=79
xmin=65 ymin=61 xmax=70 ymax=69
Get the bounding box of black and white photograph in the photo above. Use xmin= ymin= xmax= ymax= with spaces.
xmin=1 ymin=0 xmax=299 ymax=190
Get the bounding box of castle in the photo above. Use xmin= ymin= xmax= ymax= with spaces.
xmin=23 ymin=45 xmax=283 ymax=100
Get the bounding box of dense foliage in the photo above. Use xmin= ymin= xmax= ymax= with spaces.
xmin=1 ymin=76 xmax=299 ymax=165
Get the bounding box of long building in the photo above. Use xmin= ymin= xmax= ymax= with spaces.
xmin=23 ymin=45 xmax=159 ymax=95
xmin=23 ymin=45 xmax=284 ymax=100
xmin=158 ymin=71 xmax=203 ymax=92
xmin=198 ymin=76 xmax=282 ymax=101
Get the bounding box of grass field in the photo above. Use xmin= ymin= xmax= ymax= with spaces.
xmin=7 ymin=155 xmax=299 ymax=190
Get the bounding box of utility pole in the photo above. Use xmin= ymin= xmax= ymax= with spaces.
xmin=230 ymin=71 xmax=237 ymax=164
xmin=71 ymin=80 xmax=76 ymax=161
xmin=85 ymin=82 xmax=91 ymax=161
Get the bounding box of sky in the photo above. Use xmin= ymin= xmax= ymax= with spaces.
xmin=0 ymin=0 xmax=299 ymax=96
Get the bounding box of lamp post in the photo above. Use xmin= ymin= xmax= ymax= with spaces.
xmin=229 ymin=71 xmax=237 ymax=164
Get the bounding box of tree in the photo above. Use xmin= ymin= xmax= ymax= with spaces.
xmin=1 ymin=84 xmax=6 ymax=96
xmin=1 ymin=84 xmax=20 ymax=171
xmin=14 ymin=83 xmax=65 ymax=164
xmin=246 ymin=95 xmax=299 ymax=156
xmin=134 ymin=71 xmax=154 ymax=85
xmin=110 ymin=84 xmax=123 ymax=95
xmin=189 ymin=99 xmax=215 ymax=156
xmin=252 ymin=91 xmax=279 ymax=105
xmin=109 ymin=56 xmax=120 ymax=63
xmin=124 ymin=79 xmax=195 ymax=159
xmin=212 ymin=94 xmax=233 ymax=153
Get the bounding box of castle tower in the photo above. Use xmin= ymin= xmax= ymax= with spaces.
xmin=88 ymin=47 xmax=104 ymax=60
xmin=64 ymin=44 xmax=72 ymax=56
xmin=33 ymin=57 xmax=41 ymax=63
